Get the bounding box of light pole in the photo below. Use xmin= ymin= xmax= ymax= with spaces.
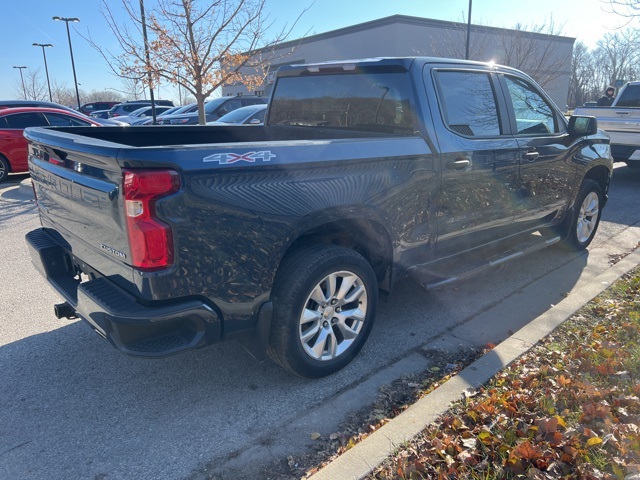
xmin=465 ymin=0 xmax=472 ymax=60
xmin=13 ymin=66 xmax=27 ymax=99
xmin=139 ymin=0 xmax=157 ymax=124
xmin=53 ymin=16 xmax=81 ymax=108
xmin=33 ymin=43 xmax=53 ymax=102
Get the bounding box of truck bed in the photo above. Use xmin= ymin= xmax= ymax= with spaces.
xmin=26 ymin=123 xmax=402 ymax=148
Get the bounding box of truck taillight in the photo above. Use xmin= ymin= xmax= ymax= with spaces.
xmin=123 ymin=169 xmax=180 ymax=270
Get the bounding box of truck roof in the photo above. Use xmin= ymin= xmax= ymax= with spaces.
xmin=277 ymin=56 xmax=521 ymax=77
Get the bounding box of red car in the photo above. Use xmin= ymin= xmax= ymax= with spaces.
xmin=0 ymin=107 xmax=101 ymax=183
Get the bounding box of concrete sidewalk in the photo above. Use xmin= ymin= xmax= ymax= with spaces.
xmin=309 ymin=246 xmax=640 ymax=480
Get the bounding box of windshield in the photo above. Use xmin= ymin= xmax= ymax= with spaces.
xmin=269 ymin=72 xmax=414 ymax=134
xmin=129 ymin=106 xmax=150 ymax=117
xmin=168 ymin=103 xmax=196 ymax=115
xmin=218 ymin=105 xmax=264 ymax=123
xmin=204 ymin=98 xmax=228 ymax=114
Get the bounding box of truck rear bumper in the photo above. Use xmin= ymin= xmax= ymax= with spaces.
xmin=26 ymin=228 xmax=222 ymax=357
xmin=610 ymin=144 xmax=640 ymax=162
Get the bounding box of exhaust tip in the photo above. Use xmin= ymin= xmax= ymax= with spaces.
xmin=54 ymin=302 xmax=78 ymax=320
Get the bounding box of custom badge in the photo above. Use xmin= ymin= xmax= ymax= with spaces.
xmin=203 ymin=151 xmax=276 ymax=164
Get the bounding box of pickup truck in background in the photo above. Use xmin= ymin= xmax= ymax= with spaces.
xmin=25 ymin=57 xmax=612 ymax=378
xmin=574 ymin=81 xmax=640 ymax=167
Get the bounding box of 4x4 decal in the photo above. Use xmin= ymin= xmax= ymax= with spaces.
xmin=203 ymin=151 xmax=276 ymax=164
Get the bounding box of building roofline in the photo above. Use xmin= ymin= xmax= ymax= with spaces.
xmin=253 ymin=14 xmax=575 ymax=55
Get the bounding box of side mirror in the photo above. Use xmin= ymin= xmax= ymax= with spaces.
xmin=249 ymin=118 xmax=261 ymax=125
xmin=567 ymin=115 xmax=598 ymax=136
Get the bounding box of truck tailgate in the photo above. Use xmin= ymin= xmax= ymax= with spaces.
xmin=26 ymin=128 xmax=133 ymax=284
xmin=574 ymin=106 xmax=640 ymax=141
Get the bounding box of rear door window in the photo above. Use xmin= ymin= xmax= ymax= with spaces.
xmin=5 ymin=112 xmax=49 ymax=128
xmin=434 ymin=71 xmax=501 ymax=137
xmin=42 ymin=113 xmax=92 ymax=126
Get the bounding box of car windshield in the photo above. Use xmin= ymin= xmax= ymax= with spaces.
xmin=158 ymin=106 xmax=181 ymax=116
xmin=129 ymin=106 xmax=150 ymax=117
xmin=217 ymin=105 xmax=264 ymax=123
xmin=204 ymin=98 xmax=228 ymax=114
xmin=165 ymin=103 xmax=196 ymax=116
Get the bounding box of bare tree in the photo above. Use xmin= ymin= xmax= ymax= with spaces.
xmin=15 ymin=68 xmax=48 ymax=101
xmin=50 ymin=81 xmax=79 ymax=107
xmin=569 ymin=42 xmax=599 ymax=107
xmin=424 ymin=21 xmax=493 ymax=61
xmin=603 ymin=0 xmax=640 ymax=18
xmin=493 ymin=20 xmax=571 ymax=90
xmin=87 ymin=0 xmax=307 ymax=124
xmin=121 ymin=76 xmax=146 ymax=100
xmin=83 ymin=90 xmax=125 ymax=103
xmin=594 ymin=28 xmax=640 ymax=87
xmin=424 ymin=19 xmax=571 ymax=89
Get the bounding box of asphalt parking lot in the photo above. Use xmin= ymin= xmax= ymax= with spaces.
xmin=1 ymin=165 xmax=639 ymax=480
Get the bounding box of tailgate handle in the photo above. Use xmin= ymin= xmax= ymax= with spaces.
xmin=615 ymin=111 xmax=630 ymax=115
xmin=446 ymin=158 xmax=470 ymax=170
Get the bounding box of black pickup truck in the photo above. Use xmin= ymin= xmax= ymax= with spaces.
xmin=25 ymin=57 xmax=613 ymax=378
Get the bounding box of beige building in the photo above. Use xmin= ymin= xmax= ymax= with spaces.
xmin=223 ymin=15 xmax=575 ymax=109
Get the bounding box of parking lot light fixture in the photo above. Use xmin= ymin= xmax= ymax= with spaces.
xmin=53 ymin=16 xmax=81 ymax=109
xmin=33 ymin=43 xmax=54 ymax=102
xmin=12 ymin=66 xmax=27 ymax=99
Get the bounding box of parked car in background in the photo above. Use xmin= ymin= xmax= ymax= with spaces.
xmin=89 ymin=109 xmax=111 ymax=119
xmin=0 ymin=99 xmax=79 ymax=114
xmin=207 ymin=104 xmax=267 ymax=126
xmin=114 ymin=105 xmax=175 ymax=125
xmin=107 ymin=99 xmax=174 ymax=118
xmin=78 ymin=102 xmax=119 ymax=116
xmin=138 ymin=103 xmax=199 ymax=125
xmin=0 ymin=107 xmax=101 ymax=182
xmin=0 ymin=100 xmax=127 ymax=126
xmin=158 ymin=96 xmax=267 ymax=125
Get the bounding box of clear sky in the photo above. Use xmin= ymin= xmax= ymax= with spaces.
xmin=1 ymin=0 xmax=634 ymax=103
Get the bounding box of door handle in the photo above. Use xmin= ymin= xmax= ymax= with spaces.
xmin=446 ymin=158 xmax=470 ymax=170
xmin=523 ymin=151 xmax=539 ymax=162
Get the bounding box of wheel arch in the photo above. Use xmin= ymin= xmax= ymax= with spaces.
xmin=0 ymin=153 xmax=11 ymax=183
xmin=0 ymin=152 xmax=12 ymax=172
xmin=584 ymin=164 xmax=611 ymax=205
xmin=279 ymin=215 xmax=395 ymax=293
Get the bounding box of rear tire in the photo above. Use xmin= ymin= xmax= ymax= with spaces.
xmin=563 ymin=179 xmax=603 ymax=251
xmin=268 ymin=244 xmax=378 ymax=378
xmin=0 ymin=156 xmax=9 ymax=183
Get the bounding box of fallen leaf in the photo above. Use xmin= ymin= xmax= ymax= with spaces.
xmin=586 ymin=437 xmax=602 ymax=447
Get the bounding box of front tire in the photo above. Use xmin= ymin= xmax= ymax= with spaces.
xmin=563 ymin=179 xmax=603 ymax=251
xmin=268 ymin=245 xmax=378 ymax=378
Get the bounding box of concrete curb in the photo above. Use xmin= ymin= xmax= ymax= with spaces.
xmin=309 ymin=247 xmax=640 ymax=480
xmin=18 ymin=178 xmax=33 ymax=196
